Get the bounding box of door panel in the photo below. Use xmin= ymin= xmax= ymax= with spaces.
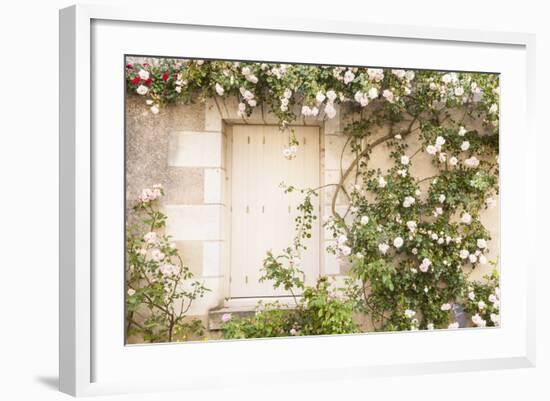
xmin=230 ymin=125 xmax=320 ymax=298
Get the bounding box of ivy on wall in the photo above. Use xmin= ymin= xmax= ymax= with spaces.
xmin=126 ymin=59 xmax=500 ymax=334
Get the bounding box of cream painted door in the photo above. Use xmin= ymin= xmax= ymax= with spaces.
xmin=230 ymin=125 xmax=320 ymax=298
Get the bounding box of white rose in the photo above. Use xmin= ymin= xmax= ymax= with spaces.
xmin=343 ymin=70 xmax=355 ymax=84
xmin=378 ymin=243 xmax=390 ymax=254
xmin=392 ymin=69 xmax=406 ymax=79
xmin=326 ymin=90 xmax=337 ymax=101
xmin=382 ymin=89 xmax=395 ymax=103
xmin=426 ymin=145 xmax=437 ymax=155
xmin=215 ymin=83 xmax=224 ymax=96
xmin=464 ymin=156 xmax=480 ymax=168
xmin=324 ymin=103 xmax=337 ymax=119
xmin=136 ymin=85 xmax=148 ymax=95
xmin=435 ymin=136 xmax=446 ymax=147
xmin=337 ymin=234 xmax=348 ymax=245
xmin=367 ymin=87 xmax=379 ymax=99
xmin=400 ymin=155 xmax=410 ymax=165
xmin=159 ymin=263 xmax=180 ymax=276
xmin=242 ymin=89 xmax=254 ymax=100
xmin=340 ymin=245 xmax=352 ymax=256
xmin=441 ymin=74 xmax=452 ymax=84
xmin=138 ymin=69 xmax=150 ymax=80
xmin=403 ymin=196 xmax=415 ymax=208
xmin=440 ymin=303 xmax=452 ymax=311
xmin=461 ymin=141 xmax=470 ymax=151
xmin=471 ymin=313 xmax=486 ymax=327
xmin=479 ymin=254 xmax=488 ymax=265
xmin=439 ymin=194 xmax=446 ymax=203
xmin=459 ymin=249 xmax=470 ymax=259
xmin=354 ymin=91 xmax=369 ymax=107
xmin=316 ymin=91 xmax=326 ymax=104
xmin=406 ymin=221 xmax=417 ymax=232
xmin=150 ymin=105 xmax=159 ymax=114
xmin=143 ymin=232 xmax=157 ymax=243
xmin=378 ymin=176 xmax=387 ymax=188
xmin=469 ymin=254 xmax=478 ymax=263
xmin=393 ymin=237 xmax=404 ymax=248
xmin=449 ymin=156 xmax=458 ymax=166
xmin=404 ymin=309 xmax=416 ymax=318
xmin=360 ymin=216 xmax=369 ymax=225
xmin=478 ymin=300 xmax=486 ymax=310
xmin=461 ymin=213 xmax=472 ymax=224
xmin=419 ymin=258 xmax=431 ymax=273
xmin=367 ymin=68 xmax=384 ymax=82
xmin=468 ymin=291 xmax=476 ymax=300
xmin=477 ymin=239 xmax=487 ymax=249
xmin=150 ymin=249 xmax=165 ymax=262
xmin=458 ymin=126 xmax=467 ymax=136
xmin=454 ymin=86 xmax=465 ymax=96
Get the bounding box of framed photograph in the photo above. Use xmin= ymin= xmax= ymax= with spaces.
xmin=59 ymin=4 xmax=536 ymax=396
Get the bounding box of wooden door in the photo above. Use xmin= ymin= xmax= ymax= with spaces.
xmin=230 ymin=125 xmax=320 ymax=298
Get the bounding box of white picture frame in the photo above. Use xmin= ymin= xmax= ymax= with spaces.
xmin=59 ymin=4 xmax=536 ymax=397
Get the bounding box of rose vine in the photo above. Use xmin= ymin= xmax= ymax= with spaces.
xmin=126 ymin=58 xmax=500 ymax=333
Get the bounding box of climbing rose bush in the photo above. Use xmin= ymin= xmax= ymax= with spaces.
xmin=126 ymin=59 xmax=497 ymax=128
xmin=126 ymin=184 xmax=209 ymax=343
xmin=127 ymin=58 xmax=500 ymax=335
xmin=222 ymin=189 xmax=358 ymax=339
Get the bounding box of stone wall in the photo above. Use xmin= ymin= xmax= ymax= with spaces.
xmin=126 ymin=96 xmax=224 ymax=315
xmin=125 ymin=94 xmax=499 ymax=318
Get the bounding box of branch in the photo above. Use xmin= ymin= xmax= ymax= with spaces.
xmin=330 ymin=116 xmax=418 ymax=233
xmin=416 ymin=175 xmax=438 ymax=184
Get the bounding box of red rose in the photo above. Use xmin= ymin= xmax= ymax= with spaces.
xmin=145 ymin=78 xmax=152 ymax=85
xmin=126 ymin=63 xmax=133 ymax=69
xmin=161 ymin=73 xmax=169 ymax=81
xmin=131 ymin=76 xmax=140 ymax=84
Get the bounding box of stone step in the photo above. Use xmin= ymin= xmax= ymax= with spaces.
xmin=208 ymin=306 xmax=256 ymax=331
